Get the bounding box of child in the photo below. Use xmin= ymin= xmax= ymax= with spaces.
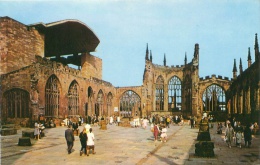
xmin=160 ymin=125 xmax=167 ymax=142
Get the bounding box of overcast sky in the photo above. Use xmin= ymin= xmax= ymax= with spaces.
xmin=1 ymin=0 xmax=260 ymax=87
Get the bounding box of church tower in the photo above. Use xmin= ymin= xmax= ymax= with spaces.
xmin=191 ymin=43 xmax=200 ymax=116
xmin=143 ymin=44 xmax=154 ymax=115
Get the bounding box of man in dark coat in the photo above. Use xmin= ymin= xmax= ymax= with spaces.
xmin=65 ymin=125 xmax=75 ymax=154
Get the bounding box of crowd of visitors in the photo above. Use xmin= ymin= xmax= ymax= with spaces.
xmin=218 ymin=117 xmax=258 ymax=149
xmin=60 ymin=113 xmax=259 ymax=156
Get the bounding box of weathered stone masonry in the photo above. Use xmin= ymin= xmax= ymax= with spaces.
xmin=1 ymin=16 xmax=259 ymax=126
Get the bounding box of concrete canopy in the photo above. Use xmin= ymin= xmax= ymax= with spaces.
xmin=30 ymin=19 xmax=100 ymax=57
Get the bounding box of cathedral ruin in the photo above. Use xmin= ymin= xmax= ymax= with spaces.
xmin=0 ymin=17 xmax=259 ymax=126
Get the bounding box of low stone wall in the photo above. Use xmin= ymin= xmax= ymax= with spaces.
xmin=0 ymin=128 xmax=17 ymax=136
xmin=5 ymin=118 xmax=30 ymax=127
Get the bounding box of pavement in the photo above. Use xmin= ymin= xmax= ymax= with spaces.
xmin=1 ymin=122 xmax=260 ymax=165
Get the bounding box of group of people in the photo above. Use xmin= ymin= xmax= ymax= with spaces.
xmin=64 ymin=124 xmax=96 ymax=156
xmin=151 ymin=123 xmax=168 ymax=142
xmin=224 ymin=118 xmax=257 ymax=149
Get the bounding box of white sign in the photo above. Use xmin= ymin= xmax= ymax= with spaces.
xmin=114 ymin=107 xmax=118 ymax=112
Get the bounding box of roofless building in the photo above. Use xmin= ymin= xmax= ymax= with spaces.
xmin=0 ymin=17 xmax=259 ymax=126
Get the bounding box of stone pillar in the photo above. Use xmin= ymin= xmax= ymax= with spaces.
xmin=195 ymin=118 xmax=214 ymax=157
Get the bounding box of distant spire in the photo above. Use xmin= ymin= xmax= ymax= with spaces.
xmin=255 ymin=33 xmax=259 ymax=61
xmin=184 ymin=52 xmax=187 ymax=65
xmin=248 ymin=47 xmax=252 ymax=67
xmin=239 ymin=58 xmax=243 ymax=75
xmin=233 ymin=59 xmax=237 ymax=79
xmin=145 ymin=43 xmax=149 ymax=61
xmin=194 ymin=43 xmax=199 ymax=58
xmin=150 ymin=50 xmax=153 ymax=62
xmin=163 ymin=53 xmax=166 ymax=66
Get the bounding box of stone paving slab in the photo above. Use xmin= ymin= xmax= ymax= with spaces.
xmin=1 ymin=123 xmax=260 ymax=165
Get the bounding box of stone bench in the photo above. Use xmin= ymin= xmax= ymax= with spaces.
xmin=18 ymin=137 xmax=31 ymax=146
xmin=22 ymin=130 xmax=35 ymax=138
xmin=22 ymin=130 xmax=45 ymax=139
xmin=0 ymin=128 xmax=17 ymax=136
xmin=2 ymin=124 xmax=15 ymax=129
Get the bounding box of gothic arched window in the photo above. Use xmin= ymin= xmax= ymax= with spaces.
xmin=45 ymin=75 xmax=60 ymax=116
xmin=68 ymin=80 xmax=79 ymax=115
xmin=156 ymin=76 xmax=164 ymax=111
xmin=168 ymin=76 xmax=182 ymax=111
xmin=120 ymin=90 xmax=141 ymax=117
xmin=202 ymin=84 xmax=226 ymax=111
xmin=4 ymin=88 xmax=29 ymax=118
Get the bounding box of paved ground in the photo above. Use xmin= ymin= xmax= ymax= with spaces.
xmin=1 ymin=122 xmax=260 ymax=165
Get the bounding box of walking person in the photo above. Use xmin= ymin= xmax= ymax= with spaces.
xmin=225 ymin=123 xmax=234 ymax=148
xmin=116 ymin=115 xmax=121 ymax=126
xmin=235 ymin=121 xmax=243 ymax=148
xmin=65 ymin=125 xmax=75 ymax=154
xmin=86 ymin=128 xmax=96 ymax=156
xmin=34 ymin=121 xmax=40 ymax=140
xmin=142 ymin=117 xmax=149 ymax=129
xmin=244 ymin=123 xmax=252 ymax=148
xmin=160 ymin=125 xmax=167 ymax=142
xmin=153 ymin=123 xmax=160 ymax=141
xmin=109 ymin=116 xmax=113 ymax=125
xmin=166 ymin=116 xmax=171 ymax=128
xmin=79 ymin=128 xmax=87 ymax=156
xmin=190 ymin=116 xmax=194 ymax=128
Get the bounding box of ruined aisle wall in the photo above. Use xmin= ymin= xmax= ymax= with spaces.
xmin=0 ymin=17 xmax=44 ymax=74
xmin=1 ymin=56 xmax=116 ymax=124
xmin=81 ymin=52 xmax=102 ymax=80
xmin=152 ymin=64 xmax=184 ymax=112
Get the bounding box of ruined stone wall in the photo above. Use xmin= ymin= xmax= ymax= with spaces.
xmin=199 ymin=75 xmax=231 ymax=113
xmin=1 ymin=56 xmax=116 ymax=123
xmin=227 ymin=60 xmax=260 ymax=123
xmin=153 ymin=64 xmax=185 ymax=112
xmin=115 ymin=86 xmax=144 ymax=115
xmin=182 ymin=63 xmax=194 ymax=115
xmin=0 ymin=17 xmax=44 ymax=74
xmin=81 ymin=52 xmax=102 ymax=79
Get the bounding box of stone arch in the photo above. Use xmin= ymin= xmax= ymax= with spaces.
xmin=202 ymin=84 xmax=226 ymax=112
xmin=3 ymin=88 xmax=30 ymax=118
xmin=119 ymin=90 xmax=141 ymax=117
xmin=155 ymin=75 xmax=164 ymax=111
xmin=45 ymin=74 xmax=61 ymax=117
xmin=168 ymin=76 xmax=182 ymax=111
xmin=68 ymin=80 xmax=79 ymax=116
